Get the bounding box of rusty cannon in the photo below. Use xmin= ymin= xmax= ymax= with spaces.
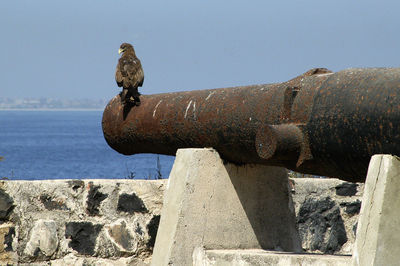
xmin=102 ymin=67 xmax=400 ymax=182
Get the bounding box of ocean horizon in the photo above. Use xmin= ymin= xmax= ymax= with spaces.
xmin=0 ymin=110 xmax=175 ymax=180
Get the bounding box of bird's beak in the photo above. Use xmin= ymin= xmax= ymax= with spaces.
xmin=118 ymin=48 xmax=124 ymax=54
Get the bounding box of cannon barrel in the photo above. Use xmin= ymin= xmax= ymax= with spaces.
xmin=102 ymin=68 xmax=400 ymax=182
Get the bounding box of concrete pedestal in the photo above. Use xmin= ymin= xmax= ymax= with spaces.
xmin=151 ymin=148 xmax=301 ymax=266
xmin=352 ymin=155 xmax=400 ymax=266
xmin=194 ymin=249 xmax=351 ymax=266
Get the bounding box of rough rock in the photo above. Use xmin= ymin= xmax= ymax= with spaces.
xmin=0 ymin=223 xmax=15 ymax=252
xmin=146 ymin=215 xmax=160 ymax=249
xmin=335 ymin=182 xmax=358 ymax=196
xmin=24 ymin=219 xmax=58 ymax=257
xmin=40 ymin=194 xmax=69 ymax=211
xmin=297 ymin=197 xmax=347 ymax=254
xmin=65 ymin=221 xmax=103 ymax=255
xmin=4 ymin=225 xmax=15 ymax=252
xmin=106 ymin=219 xmax=138 ymax=254
xmin=291 ymin=178 xmax=364 ymax=255
xmin=0 ymin=223 xmax=17 ymax=264
xmin=0 ymin=189 xmax=14 ymax=220
xmin=86 ymin=182 xmax=108 ymax=216
xmin=117 ymin=193 xmax=148 ymax=213
xmin=50 ymin=253 xmax=151 ymax=266
xmin=340 ymin=200 xmax=361 ymax=215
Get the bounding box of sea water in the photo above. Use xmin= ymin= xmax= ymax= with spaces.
xmin=0 ymin=110 xmax=175 ymax=180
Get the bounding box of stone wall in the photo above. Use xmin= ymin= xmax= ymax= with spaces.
xmin=291 ymin=178 xmax=363 ymax=255
xmin=0 ymin=177 xmax=362 ymax=264
xmin=0 ymin=179 xmax=166 ymax=265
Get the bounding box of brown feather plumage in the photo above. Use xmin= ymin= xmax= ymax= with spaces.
xmin=115 ymin=43 xmax=144 ymax=105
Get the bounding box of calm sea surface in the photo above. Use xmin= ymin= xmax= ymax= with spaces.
xmin=0 ymin=110 xmax=175 ymax=180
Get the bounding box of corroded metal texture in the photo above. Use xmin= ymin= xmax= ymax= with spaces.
xmin=102 ymin=68 xmax=400 ymax=182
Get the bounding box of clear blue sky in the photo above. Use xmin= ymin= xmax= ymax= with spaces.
xmin=1 ymin=1 xmax=399 ymax=100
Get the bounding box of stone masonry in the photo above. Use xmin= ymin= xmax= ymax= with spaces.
xmin=0 ymin=179 xmax=166 ymax=265
xmin=291 ymin=178 xmax=363 ymax=255
xmin=0 ymin=177 xmax=362 ymax=265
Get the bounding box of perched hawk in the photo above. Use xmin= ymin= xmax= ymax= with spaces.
xmin=115 ymin=43 xmax=144 ymax=106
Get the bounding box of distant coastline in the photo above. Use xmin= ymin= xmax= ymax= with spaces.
xmin=0 ymin=97 xmax=108 ymax=110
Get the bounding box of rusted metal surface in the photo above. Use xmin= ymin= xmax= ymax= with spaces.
xmin=102 ymin=68 xmax=400 ymax=182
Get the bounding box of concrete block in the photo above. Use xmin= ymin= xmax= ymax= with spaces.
xmin=352 ymin=155 xmax=400 ymax=266
xmin=194 ymin=249 xmax=352 ymax=266
xmin=152 ymin=148 xmax=301 ymax=266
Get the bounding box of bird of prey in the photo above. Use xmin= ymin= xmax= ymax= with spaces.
xmin=115 ymin=43 xmax=144 ymax=106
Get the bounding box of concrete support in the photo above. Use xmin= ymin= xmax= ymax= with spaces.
xmin=151 ymin=148 xmax=301 ymax=266
xmin=352 ymin=155 xmax=400 ymax=266
xmin=194 ymin=249 xmax=351 ymax=266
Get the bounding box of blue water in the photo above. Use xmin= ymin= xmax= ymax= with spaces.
xmin=0 ymin=110 xmax=175 ymax=180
